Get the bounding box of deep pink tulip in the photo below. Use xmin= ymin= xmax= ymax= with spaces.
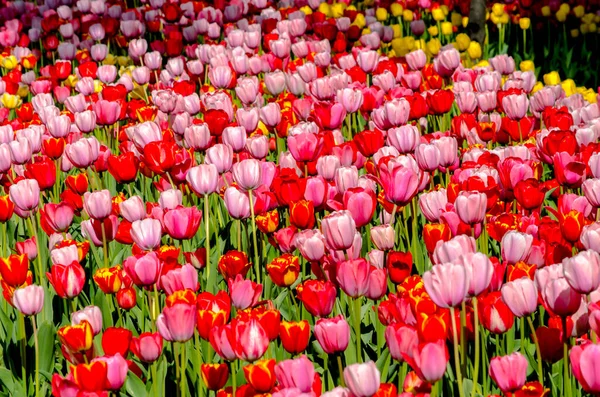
xmin=543 ymin=277 xmax=582 ymax=317
xmin=163 ymin=206 xmax=202 ymax=240
xmin=123 ymin=251 xmax=162 ymax=286
xmin=314 ymin=315 xmax=350 ymax=354
xmin=9 ymin=179 xmax=40 ymax=211
xmin=379 ymin=162 xmax=420 ymax=206
xmin=343 ymin=361 xmax=381 ymax=397
xmin=343 ymin=187 xmax=377 ymax=228
xmin=423 ymin=262 xmax=468 ymax=308
xmin=457 ymin=252 xmax=493 ymax=296
xmin=130 ymin=333 xmax=163 ymax=363
xmin=94 ymin=99 xmax=121 ymax=125
xmin=131 ymin=218 xmax=162 ymax=251
xmin=489 ymin=352 xmax=528 ymax=393
xmin=407 ymin=340 xmax=449 ymax=383
xmin=234 ymin=318 xmax=269 ymax=362
xmin=455 ymin=191 xmax=487 ymax=225
xmin=71 ymin=305 xmax=103 ymax=335
xmin=288 ymin=132 xmax=324 ymax=163
xmin=13 ymin=285 xmax=44 ymax=316
xmin=275 ymin=356 xmax=315 ymax=393
xmin=92 ymin=353 xmax=128 ymax=390
xmin=42 ymin=202 xmax=74 ymax=233
xmin=157 ymin=300 xmax=197 ymax=342
xmin=501 ymin=231 xmax=533 ymax=265
xmin=336 ymin=259 xmax=370 ymax=298
xmin=562 ymin=250 xmax=600 ymax=294
xmin=161 ymin=264 xmax=199 ymax=295
xmin=228 ymin=274 xmax=262 ymax=310
xmin=500 ymin=277 xmax=538 ymax=317
xmin=209 ymin=323 xmax=237 ymax=361
xmin=385 ymin=323 xmax=418 ymax=362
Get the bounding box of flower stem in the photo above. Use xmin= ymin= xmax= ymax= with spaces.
xmin=248 ymin=190 xmax=261 ymax=284
xmin=18 ymin=313 xmax=27 ymax=393
xmin=353 ymin=297 xmax=362 ymax=363
xmin=204 ymin=195 xmax=213 ymax=293
xmin=101 ymin=221 xmax=109 ymax=269
xmin=337 ymin=354 xmax=345 ymax=387
xmin=32 ymin=316 xmax=40 ymax=397
xmin=180 ymin=343 xmax=187 ymax=397
xmin=450 ymin=306 xmax=465 ymax=397
xmin=563 ymin=317 xmax=571 ymax=397
xmin=175 ymin=344 xmax=181 ymax=397
xmin=471 ymin=297 xmax=480 ymax=397
xmin=527 ymin=316 xmax=543 ymax=384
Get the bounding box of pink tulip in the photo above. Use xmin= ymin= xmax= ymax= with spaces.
xmin=119 ymin=196 xmax=146 ymax=223
xmin=476 ymin=91 xmax=498 ymax=113
xmin=131 ymin=218 xmax=162 ymax=251
xmin=184 ymin=124 xmax=212 ymax=151
xmin=16 ymin=238 xmax=37 ymax=261
xmin=246 ymin=135 xmax=269 ymax=159
xmin=42 ymin=203 xmax=74 ymax=233
xmin=12 ymin=285 xmax=44 ymax=316
xmin=234 ymin=318 xmax=269 ymax=362
xmin=501 ymin=231 xmax=533 ymax=265
xmin=432 ymin=137 xmax=458 ymax=168
xmin=157 ymin=301 xmax=197 ymax=342
xmin=571 ymin=343 xmax=600 ymax=394
xmin=288 ymin=133 xmax=324 ymax=163
xmin=418 ymin=189 xmax=448 ymax=222
xmin=583 ymin=178 xmax=600 ymax=207
xmin=123 ymin=251 xmax=162 ymax=286
xmin=336 ymin=88 xmax=364 ymax=113
xmin=94 ymin=99 xmax=121 ymax=125
xmin=162 ymin=206 xmax=202 ymax=240
xmin=456 ymin=252 xmax=493 ymax=296
xmin=224 ymin=187 xmax=251 ymax=220
xmin=434 ymin=47 xmax=461 ymax=77
xmin=321 ymin=210 xmax=357 ymax=251
xmin=500 ymin=277 xmax=538 ymax=317
xmin=581 ymin=223 xmax=600 ymax=252
xmin=370 ymin=224 xmax=395 ymax=251
xmin=562 ymin=250 xmax=600 ymax=294
xmin=260 ymin=103 xmax=282 ymax=128
xmin=343 ymin=187 xmax=376 ymax=228
xmin=83 ymin=190 xmax=112 ymax=220
xmin=72 ymin=305 xmax=103 ymax=335
xmin=158 ymin=190 xmax=182 ymax=211
xmin=543 ymin=277 xmax=582 ymax=317
xmin=161 ymin=264 xmax=199 ymax=295
xmin=92 ymin=354 xmax=128 ymax=390
xmin=502 ymin=94 xmax=529 ymax=120
xmin=9 ymin=179 xmax=40 ymax=211
xmin=209 ymin=323 xmax=237 ymax=361
xmin=343 ymin=361 xmax=381 ymax=397
xmin=387 ymin=125 xmax=420 ymax=154
xmin=314 ymin=315 xmax=350 ymax=354
xmin=131 ymin=333 xmax=163 ymax=363
xmin=433 ymin=235 xmax=477 ymax=265
xmin=228 ymin=274 xmax=262 ymax=310
xmin=187 ymin=164 xmax=219 ymax=196
xmin=65 ymin=137 xmax=101 ymax=168
xmin=408 ymin=340 xmax=449 ymax=382
xmin=222 ymin=126 xmax=247 ymax=153
xmin=415 ymin=143 xmax=441 ymax=172
xmin=455 ymin=191 xmax=487 ymax=225
xmin=356 ymin=50 xmax=379 ymax=73
xmin=232 ymin=159 xmax=262 ymax=191
xmin=405 ymin=49 xmax=426 ymax=70
xmin=275 ymin=356 xmax=315 ymax=393
xmin=336 ymin=259 xmax=370 ymax=298
xmin=423 ymin=262 xmax=468 ymax=308
xmin=294 ymin=229 xmax=326 ymax=262
xmin=489 ymin=352 xmax=528 ymax=393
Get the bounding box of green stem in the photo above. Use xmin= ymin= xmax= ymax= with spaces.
xmin=337 ymin=354 xmax=345 ymax=387
xmin=248 ymin=190 xmax=261 ymax=284
xmin=353 ymin=297 xmax=362 ymax=363
xmin=181 ymin=343 xmax=187 ymax=397
xmin=151 ymin=361 xmax=159 ymax=397
xmin=450 ymin=306 xmax=465 ymax=397
xmin=101 ymin=221 xmax=109 ymax=269
xmin=175 ymin=344 xmax=181 ymax=397
xmin=204 ymin=195 xmax=213 ymax=293
xmin=32 ymin=316 xmax=39 ymax=397
xmin=18 ymin=313 xmax=27 ymax=393
xmin=27 ymin=216 xmax=44 ymax=287
xmin=563 ymin=317 xmax=571 ymax=397
xmin=527 ymin=316 xmax=543 ymax=384
xmin=471 ymin=298 xmax=480 ymax=397
xmin=231 ymin=361 xmax=237 ymax=396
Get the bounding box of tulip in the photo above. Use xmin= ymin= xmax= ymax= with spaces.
xmin=72 ymin=306 xmax=103 ymax=335
xmin=501 ymin=277 xmax=538 ymax=317
xmin=163 ymin=206 xmax=202 ymax=240
xmin=9 ymin=179 xmax=40 ymax=211
xmin=244 ymin=359 xmax=277 ymax=393
xmin=314 ymin=315 xmax=350 ymax=354
xmin=130 ymin=332 xmax=163 ymax=363
xmin=13 ymin=285 xmax=44 ymax=316
xmin=224 ymin=187 xmax=251 ymax=220
xmin=83 ymin=190 xmax=112 ymax=220
xmin=571 ymin=343 xmax=600 ymax=394
xmin=321 ymin=210 xmax=357 ymax=251
xmin=562 ymin=250 xmax=600 ymax=294
xmin=294 ymin=229 xmax=326 ymax=262
xmin=275 ymin=356 xmax=315 ymax=393
xmin=123 ymin=252 xmax=162 ymax=286
xmin=344 ymin=361 xmax=381 ymax=397
xmin=130 ymin=218 xmax=162 ymax=251
xmin=0 ymin=254 xmax=29 ymax=287
xmin=379 ymin=162 xmax=420 ymax=206
xmin=408 ymin=340 xmax=449 ymax=383
xmin=161 ymin=264 xmax=199 ymax=295
xmin=423 ymin=262 xmax=468 ymax=308
xmin=92 ymin=353 xmax=128 ymax=390
xmin=201 ymin=363 xmax=229 ymax=391
xmin=384 ymin=323 xmax=418 ymax=362
xmin=336 ymin=259 xmax=371 ymax=298
xmin=501 ymin=231 xmax=533 ymax=265
xmin=280 ymin=320 xmax=311 ymax=355
xmin=234 ymin=318 xmax=269 ymax=362
xmin=232 ymin=159 xmax=263 ymax=191
xmin=57 ymin=321 xmax=94 ymax=353
xmin=47 ymin=261 xmax=86 ymax=299
xmin=370 ymin=224 xmax=395 ymax=251
xmin=156 ymin=300 xmax=197 ymax=343
xmin=455 ymin=191 xmax=487 ymax=225
xmin=489 ymin=352 xmax=528 ymax=393
xmin=119 ymin=196 xmax=146 ymax=223
xmin=456 ymin=252 xmax=494 ymax=296
xmin=228 ymin=274 xmax=262 ymax=310
xmin=102 ymin=327 xmax=132 ymax=357
xmin=296 ymin=280 xmax=336 ymax=317
xmin=543 ymin=277 xmax=582 ymax=317
xmin=41 ymin=203 xmax=75 ymax=233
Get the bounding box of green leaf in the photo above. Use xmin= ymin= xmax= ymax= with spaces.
xmin=125 ymin=373 xmax=148 ymax=397
xmin=0 ymin=368 xmax=14 ymax=391
xmin=37 ymin=321 xmax=56 ymax=374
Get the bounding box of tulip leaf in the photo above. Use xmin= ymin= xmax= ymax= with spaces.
xmin=94 ymin=289 xmax=113 ymax=329
xmin=37 ymin=321 xmax=56 ymax=374
xmin=0 ymin=368 xmax=14 ymax=392
xmin=125 ymin=373 xmax=148 ymax=397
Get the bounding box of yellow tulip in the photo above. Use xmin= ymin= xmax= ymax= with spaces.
xmin=581 ymin=23 xmax=590 ymax=34
xmin=376 ymin=7 xmax=388 ymax=21
xmin=455 ymin=33 xmax=471 ymax=51
xmin=490 ymin=14 xmax=502 ymax=25
xmin=450 ymin=12 xmax=462 ymax=26
xmin=103 ymin=54 xmax=117 ymax=65
xmin=392 ymin=25 xmax=402 ymax=38
xmin=440 ymin=5 xmax=449 ymax=15
xmin=467 ymin=41 xmax=482 ymax=59
xmin=353 ymin=14 xmax=366 ymax=28
xmin=519 ymin=60 xmax=535 ymax=72
xmin=426 ymin=38 xmax=441 ymax=56
xmin=318 ymin=3 xmax=331 ymax=17
xmin=543 ymin=71 xmax=561 ymax=85
xmin=476 ymin=60 xmax=489 ymax=68
xmin=582 ymin=13 xmax=595 ymax=24
xmin=492 ymin=3 xmax=504 ymax=17
xmin=585 ymin=91 xmax=598 ymax=103
xmin=462 ymin=17 xmax=469 ymax=28
xmin=441 ymin=21 xmax=453 ymax=35
xmin=589 ymin=23 xmax=597 ymax=33
xmin=1 ymin=93 xmax=21 ymax=109
xmin=428 ymin=26 xmax=439 ymax=37
xmin=499 ymin=13 xmax=509 ymax=24
xmin=117 ymin=56 xmax=130 ymax=67
xmin=402 ymin=10 xmax=414 ymax=22
xmin=541 ymin=6 xmax=551 ymax=17
xmin=94 ymin=80 xmax=104 ymax=93
xmin=561 ymin=79 xmax=576 ymax=97
xmin=531 ymin=81 xmax=544 ymax=94
xmin=1 ymin=55 xmax=18 ymax=70
xmin=432 ymin=8 xmax=445 ymax=21
xmin=390 ymin=3 xmax=403 ymax=17
xmin=574 ymin=5 xmax=585 ymax=18
xmin=65 ymin=75 xmax=79 ymax=88
xmin=556 ymin=10 xmax=567 ymax=23
xmin=571 ymin=29 xmax=580 ymax=37
xmin=17 ymin=84 xmax=29 ymax=98
xmin=595 ymin=15 xmax=600 ymax=23
xmin=331 ymin=3 xmax=346 ymax=18
xmin=300 ymin=6 xmax=312 ymax=15
xmin=559 ymin=3 xmax=570 ymax=14
xmin=519 ymin=17 xmax=531 ymax=30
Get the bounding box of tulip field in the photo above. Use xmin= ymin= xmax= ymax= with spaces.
xmin=2 ymin=0 xmax=600 ymax=396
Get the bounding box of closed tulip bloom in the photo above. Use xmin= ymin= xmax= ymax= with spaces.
xmin=501 ymin=231 xmax=533 ymax=265
xmin=206 ymin=144 xmax=233 ymax=174
xmin=406 ymin=49 xmax=426 ymax=70
xmin=130 ymin=332 xmax=163 ymax=363
xmin=433 ymin=235 xmax=477 ymax=265
xmin=385 ymin=324 xmax=418 ymax=362
xmin=47 ymin=261 xmax=86 ymax=299
xmin=159 ymin=189 xmax=182 ymax=211
xmin=571 ymin=343 xmax=600 ymax=394
xmin=223 ymin=126 xmax=248 ymax=153
xmin=356 ymin=50 xmax=379 ymax=73
xmin=13 ymin=285 xmax=44 ymax=316
xmin=562 ymin=250 xmax=600 ymax=294
xmin=119 ymin=196 xmax=146 ymax=222
xmin=224 ymin=187 xmax=251 ymax=220
xmin=71 ymin=305 xmax=103 ymax=336
xmin=455 ymin=191 xmax=487 ymax=225
xmin=123 ymin=251 xmax=161 ymax=286
xmin=387 ymin=125 xmax=420 ymax=154
xmin=336 ymin=88 xmax=364 ymax=113
xmin=423 ymin=262 xmax=468 ymax=308
xmin=75 ymin=110 xmax=97 ymax=133
xmin=275 ymin=356 xmax=315 ymax=393
xmin=234 ymin=318 xmax=269 ymax=362
xmin=321 ymin=210 xmax=357 ymax=251
xmin=228 ymin=274 xmax=262 ymax=310
xmin=187 ymin=164 xmax=219 ymax=196
xmin=370 ymin=224 xmax=395 ymax=251
xmin=288 ymin=132 xmax=324 ymax=163
xmin=41 ymin=202 xmax=74 ymax=233
xmin=294 ymin=229 xmax=326 ymax=262
xmin=83 ymin=190 xmax=112 ymax=220
xmin=581 ymin=223 xmax=600 ymax=252
xmin=9 ymin=179 xmax=40 ymax=211
xmin=489 ymin=352 xmax=528 ymax=393
xmin=131 ymin=218 xmax=162 ymax=250
xmin=157 ymin=301 xmax=197 ymax=343
xmin=296 ymin=280 xmax=336 ymax=317
xmin=543 ymin=277 xmax=582 ymax=317
xmin=92 ymin=353 xmax=128 ymax=390
xmin=415 ymin=144 xmax=441 ymax=172
xmin=344 ymin=361 xmax=381 ymax=397
xmin=343 ymin=187 xmax=377 ymax=228
xmin=502 ymin=94 xmax=529 ymax=120
xmin=232 ymin=159 xmax=262 ymax=191
xmin=457 ymin=252 xmax=493 ymax=296
xmin=336 ymin=259 xmax=370 ymax=298
xmin=409 ymin=340 xmax=449 ymax=383
xmin=314 ymin=315 xmax=350 ymax=354
xmin=379 ymin=163 xmax=420 ymax=206
xmin=501 ymin=277 xmax=538 ymax=317
xmin=161 ymin=264 xmax=199 ymax=296
xmin=583 ymin=178 xmax=600 ymax=207
xmin=163 ymin=206 xmax=202 ymax=240
xmin=419 ymin=190 xmax=448 ymax=222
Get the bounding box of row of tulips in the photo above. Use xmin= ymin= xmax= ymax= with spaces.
xmin=1 ymin=0 xmax=600 ymax=396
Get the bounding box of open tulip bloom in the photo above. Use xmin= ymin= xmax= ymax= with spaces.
xmin=1 ymin=0 xmax=600 ymax=397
